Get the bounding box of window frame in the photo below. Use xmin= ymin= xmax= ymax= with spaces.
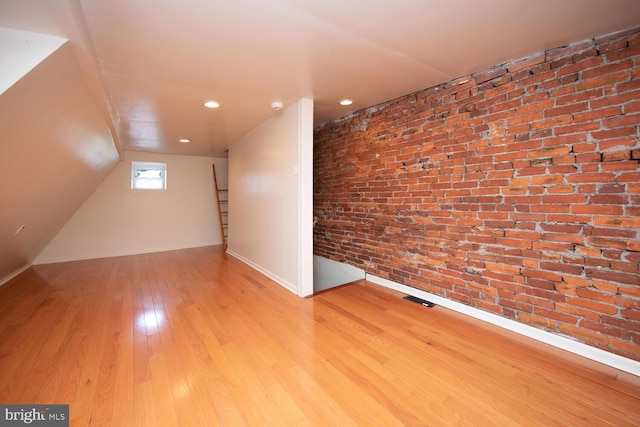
xmin=131 ymin=161 xmax=167 ymax=190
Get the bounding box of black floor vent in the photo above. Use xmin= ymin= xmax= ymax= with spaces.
xmin=404 ymin=295 xmax=436 ymax=308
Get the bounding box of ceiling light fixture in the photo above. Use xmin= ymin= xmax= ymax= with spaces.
xmin=179 ymin=139 xmax=190 ymax=143
xmin=204 ymin=100 xmax=220 ymax=109
xmin=339 ymin=99 xmax=353 ymax=106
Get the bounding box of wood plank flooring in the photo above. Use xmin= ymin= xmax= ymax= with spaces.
xmin=1 ymin=245 xmax=639 ymax=426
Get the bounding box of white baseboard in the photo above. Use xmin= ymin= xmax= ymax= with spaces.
xmin=366 ymin=273 xmax=640 ymax=377
xmin=0 ymin=263 xmax=32 ymax=287
xmin=226 ymin=249 xmax=298 ymax=295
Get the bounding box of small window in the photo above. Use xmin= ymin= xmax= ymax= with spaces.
xmin=131 ymin=161 xmax=167 ymax=190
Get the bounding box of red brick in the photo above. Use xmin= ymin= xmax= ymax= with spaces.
xmin=566 ymin=173 xmax=615 ymax=183
xmin=530 ymin=204 xmax=572 ymax=214
xmin=525 ymin=277 xmax=557 ymax=291
xmin=474 ymin=67 xmax=507 ymax=84
xmin=522 ymin=268 xmax=562 ymax=282
xmin=560 ymin=60 xmax=605 ymax=82
xmin=545 ymin=102 xmax=590 ymax=118
xmin=602 ymin=150 xmax=632 ymax=162
xmin=547 ymin=185 xmax=575 ymax=194
xmin=593 ymin=217 xmax=640 ymax=228
xmin=617 ymin=172 xmax=640 ymax=183
xmin=574 ymin=153 xmax=601 ymax=163
xmin=610 ymin=260 xmax=639 ymax=274
xmin=533 ymin=307 xmax=578 ymax=324
xmin=532 ymin=115 xmax=574 ymax=131
xmin=574 ymin=245 xmax=601 ymax=257
xmin=591 ymin=127 xmax=636 ymax=141
xmin=540 ymin=224 xmax=582 ymax=234
xmin=586 ymin=237 xmax=628 ymax=250
xmin=555 ymin=302 xmax=601 ymax=321
xmin=579 ymin=319 xmax=632 ymax=340
xmin=616 ymin=296 xmax=640 ymax=310
xmin=602 ymin=114 xmax=640 ymax=129
xmin=586 ymin=267 xmax=640 ymax=285
xmin=597 ymin=184 xmax=625 ymax=193
xmin=518 ymin=312 xmax=557 ymax=329
xmin=555 ymin=282 xmax=578 ymax=295
xmin=589 ymin=195 xmax=629 ymax=205
xmin=591 ymin=279 xmax=618 ymax=293
xmin=555 ymin=122 xmax=601 ymax=136
xmin=574 ymin=107 xmax=623 ymax=123
xmin=582 ymin=60 xmax=635 ymax=79
xmin=576 ymin=71 xmax=630 ymax=91
xmin=546 ymin=40 xmax=594 ymax=62
xmin=531 ymin=175 xmax=564 ymax=186
xmin=571 ymin=143 xmax=596 ymax=154
xmin=591 ymin=90 xmax=640 ymax=109
xmin=575 ymin=287 xmax=616 ymax=304
xmin=572 ymin=48 xmax=599 ymax=63
xmin=559 ymin=323 xmax=609 ymax=345
xmin=566 ymin=297 xmax=618 ymax=315
xmin=598 ymin=39 xmax=629 ymax=54
xmin=555 ymin=88 xmax=604 ymax=106
xmin=552 ymin=154 xmax=577 ymax=165
xmin=562 ymin=275 xmax=590 ymax=287
xmin=541 ymin=194 xmax=587 ymax=204
xmin=591 ymin=227 xmax=637 ymax=239
xmin=540 ymin=261 xmax=583 ymax=275
xmin=622 ymin=309 xmax=640 ymax=321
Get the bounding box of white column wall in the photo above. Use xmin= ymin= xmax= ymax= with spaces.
xmin=227 ymin=99 xmax=313 ymax=296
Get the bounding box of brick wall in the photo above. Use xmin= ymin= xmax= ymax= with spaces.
xmin=314 ymin=27 xmax=640 ymax=361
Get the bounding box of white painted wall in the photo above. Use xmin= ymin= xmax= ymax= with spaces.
xmin=313 ymin=256 xmax=365 ymax=292
xmin=227 ymin=99 xmax=313 ymax=296
xmin=34 ymin=151 xmax=227 ymax=264
xmin=0 ymin=27 xmax=66 ymax=95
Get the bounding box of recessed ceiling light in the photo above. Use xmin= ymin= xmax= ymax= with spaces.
xmin=179 ymin=139 xmax=190 ymax=143
xmin=204 ymin=100 xmax=220 ymax=109
xmin=339 ymin=99 xmax=353 ymax=106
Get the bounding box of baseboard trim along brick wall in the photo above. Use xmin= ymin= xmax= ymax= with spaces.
xmin=367 ymin=272 xmax=640 ymax=376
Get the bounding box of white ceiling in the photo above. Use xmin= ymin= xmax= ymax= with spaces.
xmin=2 ymin=0 xmax=640 ymax=157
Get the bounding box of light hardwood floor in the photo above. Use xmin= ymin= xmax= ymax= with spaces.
xmin=1 ymin=245 xmax=639 ymax=426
